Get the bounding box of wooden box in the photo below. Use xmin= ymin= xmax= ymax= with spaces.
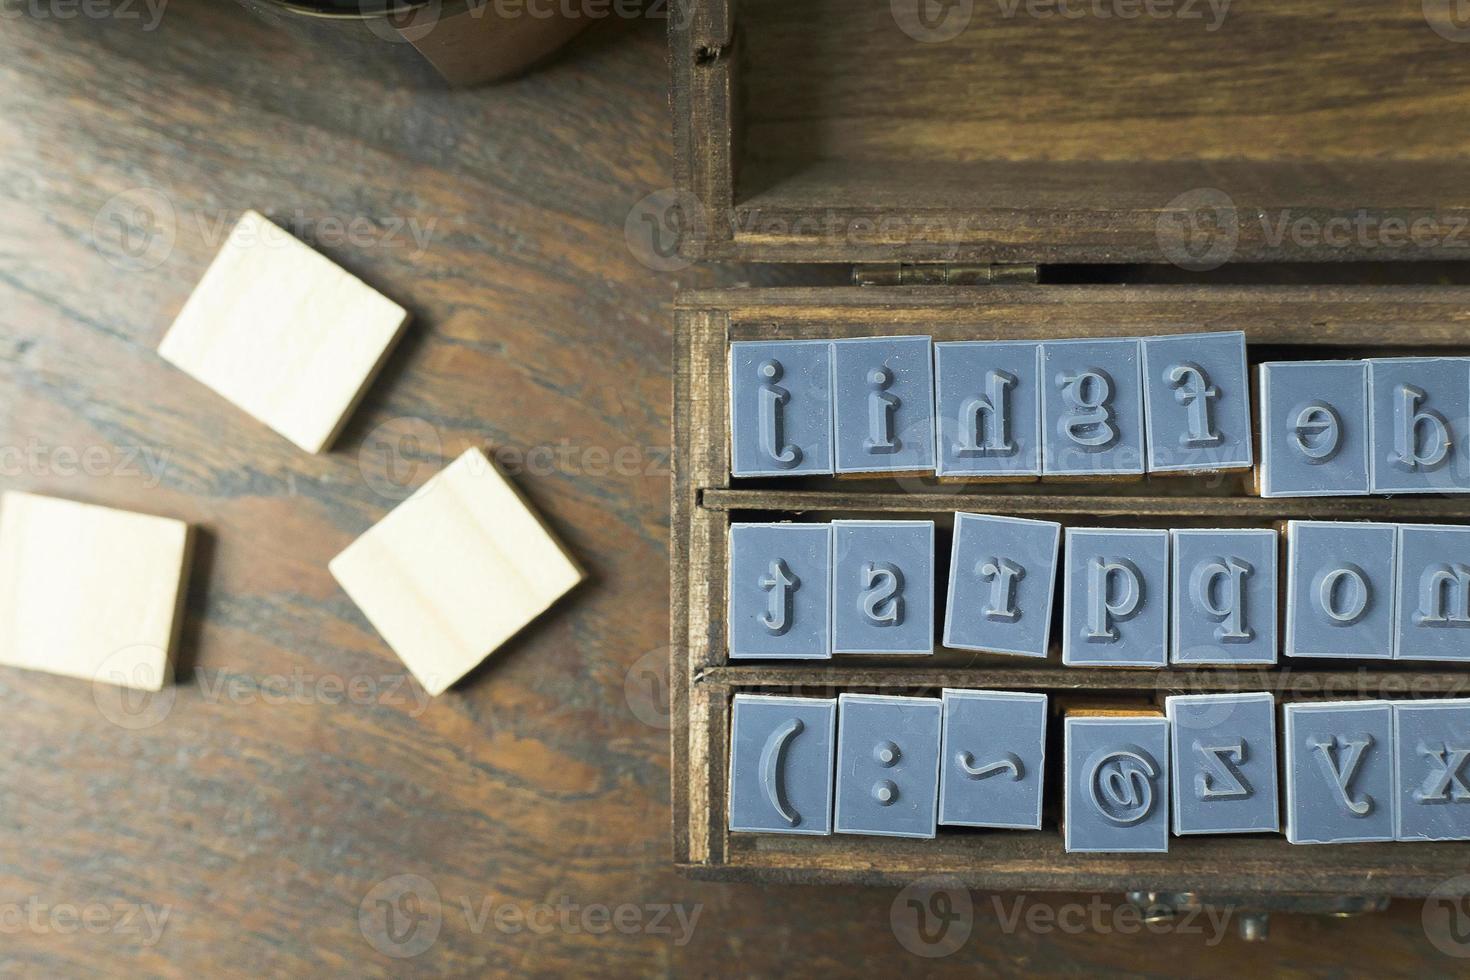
xmin=669 ymin=0 xmax=1470 ymax=898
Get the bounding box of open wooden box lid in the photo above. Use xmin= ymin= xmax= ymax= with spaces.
xmin=673 ymin=0 xmax=1470 ymax=265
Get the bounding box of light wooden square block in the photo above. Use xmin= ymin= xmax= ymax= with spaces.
xmin=159 ymin=210 xmax=410 ymax=454
xmin=330 ymin=448 xmax=584 ymax=696
xmin=0 ymin=492 xmax=191 ymax=691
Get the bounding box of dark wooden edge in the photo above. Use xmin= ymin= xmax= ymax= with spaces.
xmin=670 ymin=0 xmax=734 ymax=256
xmin=675 ymin=283 xmax=1470 ymax=323
xmin=669 ymin=1 xmax=1470 ymax=264
xmin=672 ymin=307 xmax=732 ymax=868
xmin=678 ymin=847 xmax=1461 ymax=898
xmin=704 ymin=489 xmax=1470 ymax=521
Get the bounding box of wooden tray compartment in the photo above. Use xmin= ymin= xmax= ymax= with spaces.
xmin=670 ymin=285 xmax=1470 ymax=894
xmin=673 ymin=0 xmax=1470 ymax=264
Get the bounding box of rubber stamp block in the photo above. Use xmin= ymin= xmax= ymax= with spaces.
xmin=729 ymin=340 xmax=833 ymax=477
xmin=831 ymin=336 xmax=937 ymax=474
xmin=938 ymin=689 xmax=1047 ymax=829
xmin=1040 ymin=338 xmax=1145 ymax=477
xmin=1171 ymin=529 xmax=1278 ymax=665
xmin=0 ymin=492 xmax=191 ymax=691
xmin=329 ymin=448 xmax=584 ymax=696
xmin=159 ymin=210 xmax=410 ymax=454
xmin=943 ymin=513 xmax=1060 ymax=658
xmin=1141 ymin=331 xmax=1252 ymax=474
xmin=1064 ymin=715 xmax=1170 ymax=853
xmin=1368 ymin=357 xmax=1470 ymax=494
xmin=1393 ymin=699 xmax=1470 ymax=842
xmin=727 ymin=523 xmax=833 ymax=660
xmin=933 ymin=341 xmax=1042 ymax=479
xmin=1284 ymin=701 xmax=1394 ymax=844
xmin=1395 ymin=524 xmax=1470 ymax=663
xmin=1062 ymin=528 xmax=1169 ymax=667
xmin=831 ymin=521 xmax=934 ymax=655
xmin=1166 ymin=693 xmax=1280 ymax=835
xmin=1257 ymin=360 xmax=1370 ymax=498
xmin=729 ymin=694 xmax=838 ymax=835
xmin=835 ymin=693 xmax=942 ymax=838
xmin=1285 ymin=521 xmax=1396 ymax=660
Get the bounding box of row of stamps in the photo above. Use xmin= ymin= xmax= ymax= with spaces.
xmin=729 ymin=692 xmax=1470 ymax=849
xmin=729 ymin=517 xmax=1470 ymax=663
xmin=729 ymin=332 xmax=1470 ymax=495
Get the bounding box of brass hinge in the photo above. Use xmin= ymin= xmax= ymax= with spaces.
xmin=851 ymin=263 xmax=1040 ymax=287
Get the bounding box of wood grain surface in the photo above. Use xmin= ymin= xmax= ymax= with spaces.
xmin=0 ymin=1 xmax=1467 ymax=976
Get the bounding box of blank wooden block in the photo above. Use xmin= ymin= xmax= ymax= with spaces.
xmin=0 ymin=492 xmax=191 ymax=691
xmin=330 ymin=448 xmax=584 ymax=696
xmin=159 ymin=210 xmax=410 ymax=454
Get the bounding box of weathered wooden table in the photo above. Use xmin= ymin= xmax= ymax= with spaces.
xmin=0 ymin=1 xmax=1464 ymax=974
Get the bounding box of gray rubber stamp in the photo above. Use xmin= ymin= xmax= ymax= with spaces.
xmin=1368 ymin=357 xmax=1470 ymax=494
xmin=1040 ymin=338 xmax=1145 ymax=477
xmin=1171 ymin=528 xmax=1278 ymax=665
xmin=834 ymin=693 xmax=943 ymax=838
xmin=1062 ymin=528 xmax=1169 ymax=667
xmin=1064 ymin=715 xmax=1170 ymax=853
xmin=1257 ymin=360 xmax=1370 ymax=497
xmin=1167 ymin=693 xmax=1280 ymax=835
xmin=728 ymin=523 xmax=832 ymax=660
xmin=1393 ymin=699 xmax=1470 ymax=842
xmin=1142 ymin=331 xmax=1252 ymax=474
xmin=1284 ymin=701 xmax=1394 ymax=844
xmin=938 ymin=689 xmax=1048 ymax=829
xmin=1285 ymin=521 xmax=1396 ymax=660
xmin=943 ymin=512 xmax=1060 ymax=658
xmin=730 ymin=340 xmax=834 ymax=477
xmin=831 ymin=520 xmax=935 ymax=655
xmin=1395 ymin=523 xmax=1470 ymax=662
xmin=729 ymin=694 xmax=838 ymax=835
xmin=934 ymin=341 xmax=1042 ymax=479
xmin=831 ymin=336 xmax=937 ymax=475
